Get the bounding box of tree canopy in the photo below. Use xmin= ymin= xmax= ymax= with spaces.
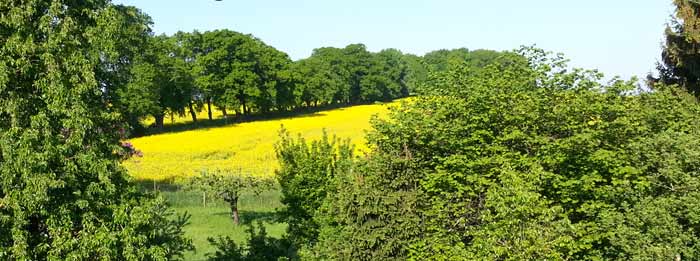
xmin=111 ymin=29 xmax=516 ymax=135
xmin=0 ymin=1 xmax=191 ymax=259
xmin=652 ymin=0 xmax=700 ymax=96
xmin=116 ymin=31 xmax=451 ymax=133
xmin=276 ymin=47 xmax=700 ymax=260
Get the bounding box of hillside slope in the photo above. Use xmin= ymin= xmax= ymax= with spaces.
xmin=124 ymin=102 xmax=399 ymax=181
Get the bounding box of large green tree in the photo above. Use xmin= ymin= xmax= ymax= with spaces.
xmin=172 ymin=31 xmax=203 ymax=123
xmin=422 ymin=48 xmax=502 ymax=75
xmin=361 ymin=48 xmax=409 ymax=101
xmin=121 ymin=35 xmax=193 ymax=129
xmin=295 ymin=44 xmax=412 ymax=106
xmin=293 ymin=56 xmax=343 ymax=107
xmin=93 ymin=4 xmax=153 ymax=131
xmin=0 ymin=1 xmax=191 ymax=259
xmin=249 ymin=40 xmax=291 ymax=114
xmin=274 ymin=65 xmax=302 ymax=112
xmin=195 ymin=30 xmax=245 ymax=119
xmin=402 ymin=53 xmax=428 ymax=94
xmin=343 ymin=44 xmax=373 ymax=104
xmin=195 ymin=29 xmax=290 ymax=117
xmin=653 ymin=0 xmax=700 ymax=96
xmin=303 ymin=46 xmax=353 ymax=105
xmin=422 ymin=48 xmax=472 ymax=72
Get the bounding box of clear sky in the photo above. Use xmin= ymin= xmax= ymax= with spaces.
xmin=113 ymin=0 xmax=672 ymax=80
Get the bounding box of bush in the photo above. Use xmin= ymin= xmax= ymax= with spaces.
xmin=304 ymin=48 xmax=700 ymax=260
xmin=206 ymin=222 xmax=295 ymax=261
xmin=274 ymin=128 xmax=354 ymax=250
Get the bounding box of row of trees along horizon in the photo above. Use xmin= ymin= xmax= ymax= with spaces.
xmin=4 ymin=0 xmax=700 ymax=260
xmin=109 ymin=5 xmax=503 ymax=135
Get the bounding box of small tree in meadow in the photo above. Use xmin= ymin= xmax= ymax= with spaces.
xmin=187 ymin=170 xmax=275 ymax=225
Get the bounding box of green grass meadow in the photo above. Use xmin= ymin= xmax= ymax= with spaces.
xmin=154 ymin=187 xmax=286 ymax=260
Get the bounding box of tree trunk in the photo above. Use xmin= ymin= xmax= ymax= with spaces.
xmin=207 ymin=98 xmax=213 ymax=120
xmin=221 ymin=106 xmax=228 ymax=117
xmin=154 ymin=114 xmax=164 ymax=129
xmin=229 ymin=198 xmax=239 ymax=225
xmin=188 ymin=101 xmax=197 ymax=122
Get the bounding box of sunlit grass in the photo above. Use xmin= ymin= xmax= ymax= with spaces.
xmin=123 ymin=101 xmax=400 ymax=181
xmin=161 ymin=189 xmax=285 ymax=261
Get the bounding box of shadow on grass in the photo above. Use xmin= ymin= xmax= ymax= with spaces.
xmin=207 ymin=222 xmax=297 ymax=261
xmin=211 ymin=210 xmax=278 ymax=225
xmin=134 ymin=102 xmax=357 ymax=138
xmin=133 ymin=179 xmax=182 ymax=192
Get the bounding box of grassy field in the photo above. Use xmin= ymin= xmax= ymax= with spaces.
xmin=158 ymin=188 xmax=285 ymax=260
xmin=124 ymin=101 xmax=399 ymax=181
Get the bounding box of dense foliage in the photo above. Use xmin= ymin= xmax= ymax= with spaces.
xmin=120 ymin=35 xmax=429 ymax=133
xmin=275 ymin=47 xmax=700 ymax=260
xmin=274 ymin=130 xmax=354 ymax=250
xmin=0 ymin=1 xmax=192 ymax=259
xmin=652 ymin=0 xmax=700 ymax=96
xmin=119 ymin=35 xmax=194 ymax=129
xmin=112 ymin=22 xmax=504 ymax=135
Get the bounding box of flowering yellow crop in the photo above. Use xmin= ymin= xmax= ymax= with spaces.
xmin=123 ymin=101 xmax=401 ymax=182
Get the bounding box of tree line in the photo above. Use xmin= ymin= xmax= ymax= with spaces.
xmin=100 ymin=7 xmax=509 ymax=133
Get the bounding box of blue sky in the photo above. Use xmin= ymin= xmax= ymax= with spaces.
xmin=114 ymin=0 xmax=672 ymax=80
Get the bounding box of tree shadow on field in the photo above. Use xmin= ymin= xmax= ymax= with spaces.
xmin=133 ymin=102 xmax=357 ymax=138
xmin=133 ymin=179 xmax=181 ymax=192
xmin=213 ymin=210 xmax=278 ymax=225
xmin=207 ymin=222 xmax=297 ymax=261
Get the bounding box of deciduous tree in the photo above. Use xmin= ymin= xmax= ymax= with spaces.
xmin=0 ymin=1 xmax=192 ymax=259
xmin=187 ymin=170 xmax=274 ymax=225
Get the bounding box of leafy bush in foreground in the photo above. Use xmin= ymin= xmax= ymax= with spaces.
xmin=281 ymin=48 xmax=700 ymax=260
xmin=274 ymin=129 xmax=354 ymax=251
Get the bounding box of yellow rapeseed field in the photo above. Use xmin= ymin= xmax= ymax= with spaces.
xmin=123 ymin=101 xmax=400 ymax=181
